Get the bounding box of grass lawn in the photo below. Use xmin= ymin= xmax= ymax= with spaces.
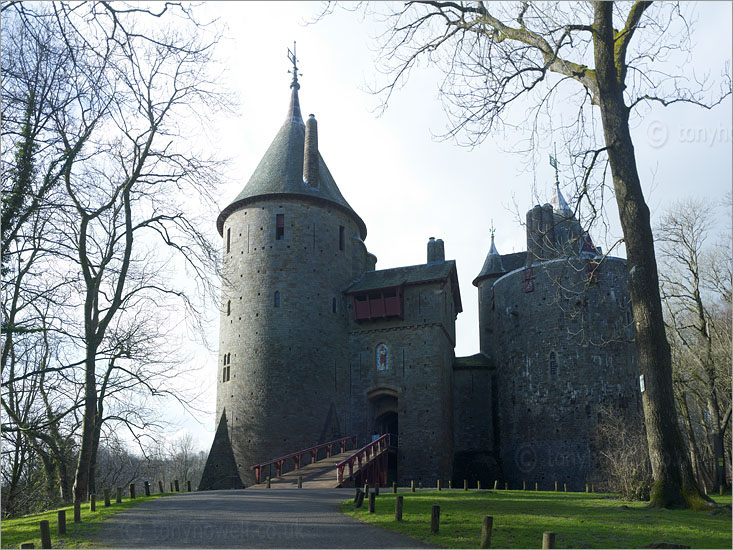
xmin=341 ymin=489 xmax=732 ymax=549
xmin=1 ymin=492 xmax=172 ymax=549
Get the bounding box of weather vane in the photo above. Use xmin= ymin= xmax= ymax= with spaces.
xmin=549 ymin=142 xmax=560 ymax=187
xmin=489 ymin=219 xmax=495 ymax=240
xmin=288 ymin=41 xmax=301 ymax=89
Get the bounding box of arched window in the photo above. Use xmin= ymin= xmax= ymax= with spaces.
xmin=549 ymin=352 xmax=558 ymax=376
xmin=274 ymin=291 xmax=280 ymax=308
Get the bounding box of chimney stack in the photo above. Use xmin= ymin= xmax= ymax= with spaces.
xmin=303 ymin=114 xmax=319 ymax=188
xmin=427 ymin=237 xmax=445 ymax=263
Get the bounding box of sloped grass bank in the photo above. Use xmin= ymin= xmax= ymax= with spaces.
xmin=341 ymin=489 xmax=732 ymax=548
xmin=2 ymin=493 xmax=171 ymax=549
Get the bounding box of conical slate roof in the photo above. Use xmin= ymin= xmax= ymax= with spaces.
xmin=216 ymin=84 xmax=367 ymax=238
xmin=551 ymin=181 xmax=573 ymax=217
xmin=473 ymin=232 xmax=505 ymax=286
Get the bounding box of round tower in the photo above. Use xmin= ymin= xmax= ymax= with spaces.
xmin=201 ymin=67 xmax=369 ymax=488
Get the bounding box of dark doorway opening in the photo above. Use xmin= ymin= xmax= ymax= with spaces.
xmin=376 ymin=411 xmax=398 ymax=484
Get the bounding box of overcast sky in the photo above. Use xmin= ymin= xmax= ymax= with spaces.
xmin=163 ymin=1 xmax=731 ymax=451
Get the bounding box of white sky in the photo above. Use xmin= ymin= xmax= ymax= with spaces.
xmin=160 ymin=1 xmax=732 ymax=451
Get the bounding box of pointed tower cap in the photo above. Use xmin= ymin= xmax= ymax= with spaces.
xmin=551 ymin=181 xmax=573 ymax=216
xmin=473 ymin=228 xmax=506 ymax=286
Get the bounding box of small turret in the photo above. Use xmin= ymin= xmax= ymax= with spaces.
xmin=303 ymin=114 xmax=319 ymax=188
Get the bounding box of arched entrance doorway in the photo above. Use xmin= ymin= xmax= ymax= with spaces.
xmin=368 ymin=388 xmax=399 ymax=484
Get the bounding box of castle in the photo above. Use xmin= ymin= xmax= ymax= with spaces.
xmin=199 ymin=67 xmax=642 ymax=491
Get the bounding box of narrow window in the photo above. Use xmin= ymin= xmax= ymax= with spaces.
xmin=226 ymin=365 xmax=231 ymax=382
xmin=223 ymin=354 xmax=227 ymax=366
xmin=227 ymin=352 xmax=231 ymax=365
xmin=227 ymin=300 xmax=231 ymax=316
xmin=276 ymin=214 xmax=285 ymax=240
xmin=226 ymin=228 xmax=231 ymax=253
xmin=274 ymin=291 xmax=280 ymax=308
xmin=222 ymin=368 xmax=227 ymax=382
xmin=339 ymin=225 xmax=345 ymax=251
xmin=549 ymin=352 xmax=557 ymax=376
xmin=332 ymin=297 xmax=337 ymax=313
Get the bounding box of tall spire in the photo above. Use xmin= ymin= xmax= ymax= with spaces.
xmin=549 ymin=144 xmax=572 ymax=216
xmin=286 ymin=42 xmax=303 ymax=125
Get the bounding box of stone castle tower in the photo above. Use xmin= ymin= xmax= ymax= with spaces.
xmin=200 ymin=66 xmax=642 ymax=491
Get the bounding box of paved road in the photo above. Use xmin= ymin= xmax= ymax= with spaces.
xmin=90 ymin=488 xmax=430 ymax=548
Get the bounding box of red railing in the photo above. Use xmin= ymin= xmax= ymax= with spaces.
xmin=335 ymin=434 xmax=392 ymax=486
xmin=250 ymin=436 xmax=357 ymax=484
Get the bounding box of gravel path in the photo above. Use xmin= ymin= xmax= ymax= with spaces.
xmin=89 ymin=488 xmax=430 ymax=548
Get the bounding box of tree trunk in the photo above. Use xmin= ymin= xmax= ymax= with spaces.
xmin=592 ymin=1 xmax=710 ymax=509
xmin=73 ymin=348 xmax=99 ymax=502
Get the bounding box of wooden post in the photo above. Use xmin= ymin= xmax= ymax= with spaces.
xmin=431 ymin=505 xmax=440 ymax=534
xmin=535 ymin=482 xmax=539 ymax=491
xmin=129 ymin=483 xmax=136 ymax=499
xmin=395 ymin=495 xmax=404 ymax=521
xmin=104 ymin=488 xmax=110 ymax=507
xmin=116 ymin=487 xmax=122 ymax=503
xmin=174 ymin=479 xmax=180 ymax=492
xmin=480 ymin=515 xmax=493 ymax=549
xmin=73 ymin=500 xmax=81 ymax=523
xmin=39 ymin=520 xmax=52 ymax=549
xmin=542 ymin=531 xmax=556 ymax=549
xmin=393 ymin=482 xmax=397 ymax=493
xmin=354 ymin=487 xmax=360 ymax=502
xmin=368 ymin=492 xmax=376 ymax=513
xmin=505 ymin=482 xmax=509 ymax=490
xmin=57 ymin=510 xmax=66 ymax=535
xmin=355 ymin=489 xmax=365 ymax=508
xmin=375 ymin=483 xmax=380 ymax=496
xmin=464 ymin=479 xmax=468 ymax=491
xmin=563 ymin=483 xmax=567 ymax=492
xmin=437 ymin=479 xmax=441 ymax=491
xmin=144 ymin=481 xmax=151 ymax=496
xmin=158 ymin=480 xmax=164 ymax=493
xmin=187 ymin=480 xmax=192 ymax=492
xmin=411 ymin=480 xmax=415 ymax=492
xmin=493 ymin=480 xmax=498 ymax=490
xmin=554 ymin=481 xmax=558 ymax=491
xmin=20 ymin=543 xmax=35 ymax=549
xmin=477 ymin=480 xmax=481 ymax=491
xmin=90 ymin=494 xmax=96 ymax=512
xmin=266 ymin=476 xmax=271 ymax=488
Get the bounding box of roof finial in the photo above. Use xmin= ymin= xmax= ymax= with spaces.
xmin=489 ymin=219 xmax=496 ymax=242
xmin=549 ymin=143 xmax=572 ymax=215
xmin=550 ymin=142 xmax=560 ymax=188
xmin=288 ymin=41 xmax=301 ymax=90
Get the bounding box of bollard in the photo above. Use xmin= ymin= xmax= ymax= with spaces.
xmin=493 ymin=480 xmax=499 ymax=490
xmin=129 ymin=483 xmax=136 ymax=499
xmin=431 ymin=505 xmax=440 ymax=534
xmin=354 ymin=487 xmax=360 ymax=502
xmin=523 ymin=480 xmax=527 ymax=491
xmin=187 ymin=480 xmax=192 ymax=492
xmin=477 ymin=480 xmax=481 ymax=491
xmin=20 ymin=543 xmax=35 ymax=549
xmin=73 ymin=500 xmax=81 ymax=523
xmin=395 ymin=495 xmax=404 ymax=521
xmin=393 ymin=482 xmax=397 ymax=493
xmin=174 ymin=479 xmax=180 ymax=492
xmin=266 ymin=477 xmax=271 ymax=488
xmin=39 ymin=520 xmax=52 ymax=549
xmin=355 ymin=489 xmax=365 ymax=508
xmin=104 ymin=488 xmax=110 ymax=507
xmin=535 ymin=482 xmax=539 ymax=491
xmin=480 ymin=515 xmax=493 ymax=549
xmin=437 ymin=479 xmax=441 ymax=491
xmin=298 ymin=476 xmax=303 ymax=488
xmin=375 ymin=483 xmax=380 ymax=496
xmin=542 ymin=531 xmax=556 ymax=549
xmin=563 ymin=483 xmax=567 ymax=492
xmin=464 ymin=479 xmax=468 ymax=491
xmin=505 ymin=482 xmax=509 ymax=490
xmin=368 ymin=492 xmax=376 ymax=513
xmin=586 ymin=483 xmax=590 ymax=493
xmin=411 ymin=480 xmax=415 ymax=492
xmin=57 ymin=510 xmax=66 ymax=535
xmin=90 ymin=494 xmax=96 ymax=512
xmin=144 ymin=481 xmax=150 ymax=496
xmin=116 ymin=487 xmax=122 ymax=503
xmin=363 ymin=482 xmax=369 ymax=495
xmin=554 ymin=481 xmax=558 ymax=492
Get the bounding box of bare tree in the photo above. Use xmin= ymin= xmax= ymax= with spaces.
xmin=326 ymin=0 xmax=731 ymax=508
xmin=2 ymin=1 xmax=226 ymax=505
xmin=657 ymin=198 xmax=731 ymax=493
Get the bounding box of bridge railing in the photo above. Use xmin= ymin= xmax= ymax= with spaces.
xmin=250 ymin=435 xmax=357 ymax=484
xmin=335 ymin=433 xmax=396 ymax=486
